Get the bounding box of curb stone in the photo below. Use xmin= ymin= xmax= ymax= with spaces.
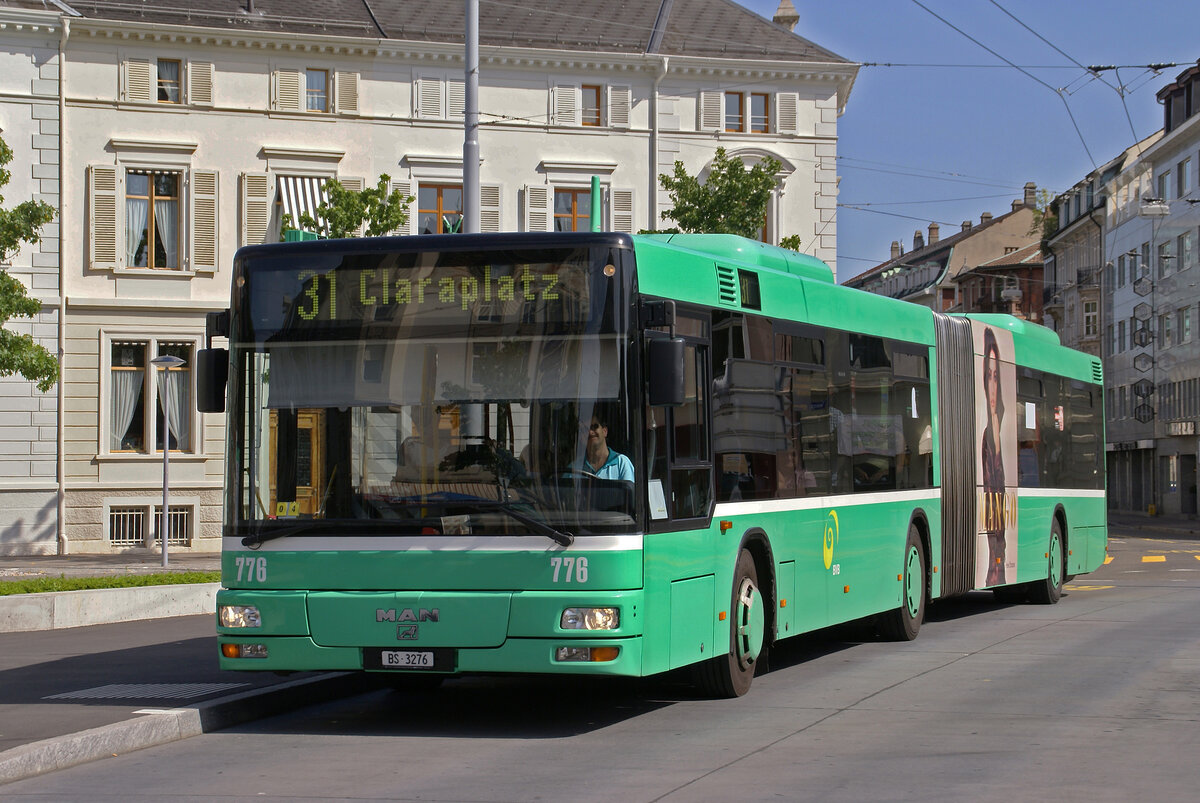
xmin=0 ymin=672 xmax=377 ymax=786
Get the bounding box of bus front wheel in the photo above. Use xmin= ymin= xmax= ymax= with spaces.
xmin=878 ymin=524 xmax=926 ymax=641
xmin=694 ymin=548 xmax=765 ymax=698
xmin=1028 ymin=520 xmax=1065 ymax=605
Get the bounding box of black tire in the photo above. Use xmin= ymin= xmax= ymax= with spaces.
xmin=878 ymin=524 xmax=926 ymax=641
xmin=694 ymin=549 xmax=766 ymax=698
xmin=1029 ymin=519 xmax=1065 ymax=605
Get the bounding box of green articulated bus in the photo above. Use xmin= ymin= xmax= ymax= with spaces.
xmin=200 ymin=231 xmax=1106 ymax=697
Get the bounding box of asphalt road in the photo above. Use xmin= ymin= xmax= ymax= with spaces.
xmin=3 ymin=533 xmax=1197 ymax=801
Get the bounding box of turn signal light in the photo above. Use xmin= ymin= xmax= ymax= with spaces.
xmin=221 ymin=643 xmax=268 ymax=659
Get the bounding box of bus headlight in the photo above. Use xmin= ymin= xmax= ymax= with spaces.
xmin=560 ymin=607 xmax=619 ymax=630
xmin=219 ymin=605 xmax=262 ymax=628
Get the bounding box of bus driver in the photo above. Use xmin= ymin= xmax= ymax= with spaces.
xmin=573 ymin=415 xmax=634 ymax=482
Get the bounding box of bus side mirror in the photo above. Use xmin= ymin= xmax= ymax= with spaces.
xmin=648 ymin=337 xmax=685 ymax=406
xmin=196 ymin=348 xmax=228 ymax=413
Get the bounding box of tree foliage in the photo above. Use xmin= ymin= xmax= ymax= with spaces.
xmin=657 ymin=147 xmax=782 ymax=239
xmin=0 ymin=135 xmax=58 ymax=392
xmin=282 ymin=174 xmax=413 ymax=239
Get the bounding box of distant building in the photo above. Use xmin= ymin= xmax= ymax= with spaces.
xmin=953 ymin=242 xmax=1043 ymax=322
xmin=0 ymin=0 xmax=857 ymax=554
xmin=843 ymin=183 xmax=1039 ymax=313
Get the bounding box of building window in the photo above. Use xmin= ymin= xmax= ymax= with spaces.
xmin=1158 ymin=172 xmax=1170 ymax=201
xmin=749 ymin=93 xmax=769 ymax=133
xmin=724 ymin=91 xmax=744 ymax=132
xmin=1084 ymin=300 xmax=1098 ymax=337
xmin=1179 ymin=306 xmax=1192 ymax=344
xmin=1160 ymin=313 xmax=1173 ymax=349
xmin=1179 ymin=230 xmax=1195 ymax=270
xmin=1178 ymin=157 xmax=1192 ymax=198
xmin=1118 ymin=320 xmax=1126 ymax=353
xmin=157 ymin=59 xmax=181 ymax=103
xmin=126 ymin=170 xmax=180 ymax=269
xmin=581 ymin=85 xmax=601 ymax=126
xmin=418 ymin=184 xmax=463 ymax=234
xmin=109 ymin=340 xmax=193 ymax=454
xmin=1159 ymin=240 xmax=1176 ymax=278
xmin=554 ymin=188 xmax=591 ymax=232
xmin=306 ymin=69 xmax=328 ymax=112
xmin=1117 ymin=254 xmax=1126 ymax=287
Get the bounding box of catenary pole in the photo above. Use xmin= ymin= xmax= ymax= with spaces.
xmin=464 ymin=0 xmax=480 ymax=233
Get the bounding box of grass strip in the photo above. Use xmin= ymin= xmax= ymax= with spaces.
xmin=0 ymin=571 xmax=220 ymax=596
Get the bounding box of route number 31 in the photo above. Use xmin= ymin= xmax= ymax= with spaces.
xmin=550 ymin=556 xmax=588 ymax=583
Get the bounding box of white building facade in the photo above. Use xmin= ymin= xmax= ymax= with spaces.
xmin=0 ymin=0 xmax=857 ymax=554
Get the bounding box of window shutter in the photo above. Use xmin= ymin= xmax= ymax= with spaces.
xmin=415 ymin=77 xmax=443 ymax=119
xmin=274 ymin=68 xmax=302 ymax=111
xmin=190 ymin=170 xmax=218 ymax=272
xmin=123 ymin=58 xmax=153 ymax=103
xmin=335 ymin=71 xmax=359 ymax=114
xmin=552 ymin=85 xmax=579 ymax=126
xmin=610 ymin=188 xmax=635 ymax=233
xmin=240 ymin=172 xmax=272 ymax=246
xmin=698 ymin=90 xmax=722 ymax=131
xmin=524 ymin=184 xmax=551 ymax=231
xmin=775 ymin=92 xmax=799 ymax=134
xmin=189 ymin=61 xmax=214 ymax=106
xmin=89 ymin=165 xmax=120 ymax=270
xmin=608 ymin=85 xmax=631 ymax=129
xmin=339 ymin=176 xmax=365 ymax=236
xmin=390 ymin=179 xmax=416 ymax=235
xmin=479 ymin=183 xmax=502 ymax=232
xmin=447 ymin=79 xmax=465 ymax=118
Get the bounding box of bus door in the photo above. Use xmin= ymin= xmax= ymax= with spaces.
xmin=269 ymin=409 xmax=326 ymax=517
xmin=645 ymin=313 xmax=712 ymax=526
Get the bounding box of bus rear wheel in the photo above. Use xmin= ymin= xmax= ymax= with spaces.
xmin=694 ymin=548 xmax=765 ymax=698
xmin=878 ymin=524 xmax=926 ymax=641
xmin=1029 ymin=520 xmax=1065 ymax=605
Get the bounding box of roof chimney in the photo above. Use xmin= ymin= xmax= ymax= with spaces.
xmin=772 ymin=0 xmax=799 ymax=31
xmin=927 ymin=222 xmax=939 ymax=245
xmin=913 ymin=230 xmax=924 ymax=251
xmin=891 ymin=240 xmax=901 ymax=259
xmin=1012 ymin=200 xmax=1022 ymax=212
xmin=962 ymin=220 xmax=972 ymax=232
xmin=1024 ymin=182 xmax=1037 ymax=208
xmin=980 ymin=212 xmax=993 ymax=225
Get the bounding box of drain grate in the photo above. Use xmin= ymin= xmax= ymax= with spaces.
xmin=45 ymin=682 xmax=249 ymax=701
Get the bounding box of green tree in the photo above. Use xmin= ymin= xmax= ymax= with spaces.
xmin=657 ymin=147 xmax=782 ymax=239
xmin=282 ymin=174 xmax=413 ymax=239
xmin=1027 ymin=187 xmax=1058 ymax=243
xmin=777 ymin=234 xmax=804 ymax=253
xmin=0 ymin=136 xmax=58 ymax=392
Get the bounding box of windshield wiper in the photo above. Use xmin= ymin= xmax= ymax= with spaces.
xmin=474 ymin=501 xmax=575 ymax=547
xmin=241 ymin=524 xmax=308 ymax=548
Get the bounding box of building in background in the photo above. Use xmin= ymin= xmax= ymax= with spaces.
xmin=953 ymin=242 xmax=1043 ymax=322
xmin=0 ymin=0 xmax=857 ymax=554
xmin=1103 ymin=62 xmax=1200 ymax=517
xmin=0 ymin=5 xmax=63 ymax=556
xmin=843 ymin=183 xmax=1039 ymax=312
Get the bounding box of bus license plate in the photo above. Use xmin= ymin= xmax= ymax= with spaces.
xmin=381 ymin=650 xmax=434 ymax=668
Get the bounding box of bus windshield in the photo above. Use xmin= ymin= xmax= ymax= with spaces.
xmin=227 ymin=238 xmax=641 ymax=540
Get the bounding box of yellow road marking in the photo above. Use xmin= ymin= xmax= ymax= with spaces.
xmin=1065 ymin=584 xmax=1113 ymax=591
xmin=1104 ymin=556 xmax=1114 ymax=564
xmin=1142 ymin=555 xmax=1166 ymax=563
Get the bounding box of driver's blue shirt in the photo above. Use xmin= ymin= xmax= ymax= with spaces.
xmin=571 ymin=449 xmax=634 ymax=482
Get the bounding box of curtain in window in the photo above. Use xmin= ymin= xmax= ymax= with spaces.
xmin=154 ymin=198 xmax=178 ymax=268
xmin=158 ymin=370 xmax=191 ymax=449
xmin=111 ymin=369 xmax=143 ymax=450
xmin=126 ymin=197 xmax=148 ymax=267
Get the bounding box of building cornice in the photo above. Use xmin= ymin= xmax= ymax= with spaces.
xmin=0 ymin=8 xmax=61 ymax=33
xmin=261 ymin=146 xmax=345 ymax=162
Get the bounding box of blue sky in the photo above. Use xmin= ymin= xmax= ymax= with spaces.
xmin=737 ymin=0 xmax=1198 ymax=280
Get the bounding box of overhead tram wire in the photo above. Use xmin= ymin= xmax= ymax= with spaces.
xmin=908 ymin=0 xmax=1097 ymax=169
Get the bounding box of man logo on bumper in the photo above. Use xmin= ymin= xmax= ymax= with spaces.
xmin=377 ymin=608 xmax=439 ymax=641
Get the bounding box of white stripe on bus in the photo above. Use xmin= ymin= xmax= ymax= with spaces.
xmin=222 ymin=533 xmax=644 ymax=553
xmin=1016 ymin=488 xmax=1106 ymax=499
xmin=714 ymin=488 xmax=942 ymax=517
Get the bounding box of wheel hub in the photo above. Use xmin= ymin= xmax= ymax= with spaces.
xmin=735 ymin=577 xmax=765 ymax=670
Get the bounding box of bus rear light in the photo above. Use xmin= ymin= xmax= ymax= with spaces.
xmin=222 ymin=643 xmax=268 ymax=659
xmin=555 ymin=646 xmax=620 ymax=662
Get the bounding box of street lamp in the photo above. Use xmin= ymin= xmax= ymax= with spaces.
xmin=151 ymin=354 xmax=186 ymax=567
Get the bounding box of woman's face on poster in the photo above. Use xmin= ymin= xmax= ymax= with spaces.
xmin=984 ymin=350 xmax=999 ymax=416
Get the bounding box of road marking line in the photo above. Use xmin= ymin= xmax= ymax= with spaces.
xmin=1104 ymin=556 xmax=1114 ymax=564
xmin=1142 ymin=556 xmax=1166 ymax=563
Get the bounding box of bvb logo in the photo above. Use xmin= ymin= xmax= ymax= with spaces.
xmin=823 ymin=510 xmax=839 ymax=570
